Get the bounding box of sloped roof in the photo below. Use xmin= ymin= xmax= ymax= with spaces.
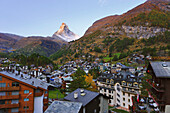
xmin=150 ymin=61 xmax=170 ymax=78
xmin=0 ymin=71 xmax=49 ymax=90
xmin=45 ymin=101 xmax=82 ymax=113
xmin=64 ymin=88 xmax=99 ymax=106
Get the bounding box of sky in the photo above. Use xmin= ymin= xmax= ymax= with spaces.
xmin=0 ymin=0 xmax=147 ymax=37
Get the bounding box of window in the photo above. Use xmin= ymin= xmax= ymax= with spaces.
xmin=128 ymin=88 xmax=132 ymax=91
xmin=7 ymin=83 xmax=10 ymax=87
xmin=123 ymin=103 xmax=125 ymax=106
xmin=117 ymin=93 xmax=120 ymax=97
xmin=128 ymin=83 xmax=132 ymax=87
xmin=117 ymin=98 xmax=120 ymax=103
xmin=128 ymin=99 xmax=130 ymax=102
xmin=123 ymin=98 xmax=125 ymax=101
xmin=35 ymin=89 xmax=40 ymax=93
xmin=11 ymin=99 xmax=19 ymax=104
xmin=0 ymin=83 xmax=6 ymax=87
xmin=12 ymin=91 xmax=19 ymax=95
xmin=23 ymin=106 xmax=29 ymax=110
xmin=0 ymin=100 xmax=5 ymax=104
xmin=24 ymin=90 xmax=29 ymax=94
xmin=12 ymin=82 xmax=19 ymax=87
xmin=128 ymin=94 xmax=130 ymax=97
xmin=0 ymin=76 xmax=2 ymax=81
xmin=24 ymin=98 xmax=29 ymax=101
xmin=123 ymin=92 xmax=125 ymax=96
xmin=44 ymin=96 xmax=47 ymax=99
xmin=11 ymin=108 xmax=19 ymax=113
xmin=134 ymin=84 xmax=138 ymax=87
xmin=45 ymin=91 xmax=48 ymax=94
xmin=0 ymin=92 xmax=6 ymax=96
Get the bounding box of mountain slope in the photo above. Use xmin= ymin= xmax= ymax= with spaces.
xmin=14 ymin=36 xmax=67 ymax=57
xmin=52 ymin=23 xmax=80 ymax=42
xmin=0 ymin=33 xmax=24 ymax=52
xmin=85 ymin=0 xmax=170 ymax=36
xmin=50 ymin=0 xmax=170 ymax=63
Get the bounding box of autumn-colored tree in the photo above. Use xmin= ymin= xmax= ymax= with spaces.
xmin=84 ymin=74 xmax=97 ymax=91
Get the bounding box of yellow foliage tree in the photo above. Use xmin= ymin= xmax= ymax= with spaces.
xmin=84 ymin=74 xmax=97 ymax=89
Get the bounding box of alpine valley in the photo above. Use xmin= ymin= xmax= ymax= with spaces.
xmin=50 ymin=0 xmax=170 ymax=63
xmin=0 ymin=0 xmax=170 ymax=61
xmin=0 ymin=23 xmax=80 ymax=57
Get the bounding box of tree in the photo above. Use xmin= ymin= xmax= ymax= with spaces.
xmin=84 ymin=74 xmax=97 ymax=89
xmin=69 ymin=68 xmax=90 ymax=92
xmin=94 ymin=47 xmax=102 ymax=53
xmin=112 ymin=55 xmax=118 ymax=61
xmin=88 ymin=68 xmax=100 ymax=79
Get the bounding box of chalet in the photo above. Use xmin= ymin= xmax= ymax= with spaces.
xmin=147 ymin=61 xmax=170 ymax=112
xmin=0 ymin=68 xmax=49 ymax=113
xmin=64 ymin=88 xmax=108 ymax=113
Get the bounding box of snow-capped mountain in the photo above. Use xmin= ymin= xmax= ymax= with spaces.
xmin=52 ymin=23 xmax=80 ymax=42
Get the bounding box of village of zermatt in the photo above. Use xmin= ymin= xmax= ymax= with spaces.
xmin=0 ymin=0 xmax=169 ymax=113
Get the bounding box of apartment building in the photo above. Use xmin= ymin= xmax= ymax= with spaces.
xmin=0 ymin=67 xmax=49 ymax=113
xmin=147 ymin=61 xmax=170 ymax=112
xmin=97 ymin=67 xmax=143 ymax=111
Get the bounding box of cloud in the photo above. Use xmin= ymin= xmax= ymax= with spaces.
xmin=98 ymin=0 xmax=107 ymax=7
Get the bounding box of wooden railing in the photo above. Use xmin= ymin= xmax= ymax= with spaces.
xmin=0 ymin=86 xmax=20 ymax=91
xmin=0 ymin=103 xmax=19 ymax=109
xmin=0 ymin=94 xmax=20 ymax=100
xmin=147 ymin=79 xmax=164 ymax=92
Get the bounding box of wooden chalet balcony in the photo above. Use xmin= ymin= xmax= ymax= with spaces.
xmin=43 ymin=99 xmax=48 ymax=104
xmin=0 ymin=94 xmax=20 ymax=100
xmin=0 ymin=86 xmax=20 ymax=91
xmin=147 ymin=88 xmax=165 ymax=107
xmin=35 ymin=92 xmax=43 ymax=97
xmin=0 ymin=103 xmax=19 ymax=109
xmin=147 ymin=79 xmax=164 ymax=92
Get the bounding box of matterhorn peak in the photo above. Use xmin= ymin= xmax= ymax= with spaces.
xmin=52 ymin=23 xmax=80 ymax=42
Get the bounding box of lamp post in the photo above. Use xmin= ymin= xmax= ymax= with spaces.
xmin=25 ymin=92 xmax=32 ymax=113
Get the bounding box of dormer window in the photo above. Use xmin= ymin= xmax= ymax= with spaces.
xmin=110 ymin=79 xmax=114 ymax=84
xmin=128 ymin=83 xmax=132 ymax=87
xmin=122 ymin=81 xmax=126 ymax=86
xmin=106 ymin=79 xmax=109 ymax=83
xmin=134 ymin=84 xmax=138 ymax=87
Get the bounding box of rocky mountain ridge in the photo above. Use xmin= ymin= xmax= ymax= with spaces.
xmin=52 ymin=23 xmax=80 ymax=42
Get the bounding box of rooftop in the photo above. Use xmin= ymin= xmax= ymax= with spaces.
xmin=150 ymin=61 xmax=170 ymax=78
xmin=44 ymin=100 xmax=82 ymax=113
xmin=64 ymin=88 xmax=99 ymax=106
xmin=0 ymin=70 xmax=49 ymax=90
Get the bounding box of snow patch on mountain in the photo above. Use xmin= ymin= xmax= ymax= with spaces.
xmin=52 ymin=23 xmax=80 ymax=42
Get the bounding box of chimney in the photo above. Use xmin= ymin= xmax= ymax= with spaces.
xmin=80 ymin=89 xmax=84 ymax=93
xmin=21 ymin=74 xmax=23 ymax=78
xmin=18 ymin=70 xmax=20 ymax=75
xmin=32 ymin=81 xmax=34 ymax=85
xmin=74 ymin=92 xmax=78 ymax=99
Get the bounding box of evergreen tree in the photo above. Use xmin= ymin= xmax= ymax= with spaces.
xmin=69 ymin=68 xmax=90 ymax=92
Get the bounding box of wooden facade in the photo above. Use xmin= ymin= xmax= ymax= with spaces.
xmin=0 ymin=73 xmax=48 ymax=113
xmin=147 ymin=62 xmax=170 ymax=112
